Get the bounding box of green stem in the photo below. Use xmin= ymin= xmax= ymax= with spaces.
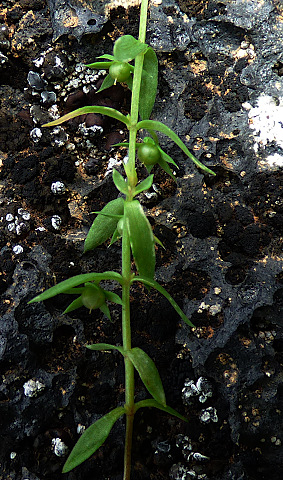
xmin=124 ymin=0 xmax=149 ymax=188
xmin=122 ymin=220 xmax=135 ymax=480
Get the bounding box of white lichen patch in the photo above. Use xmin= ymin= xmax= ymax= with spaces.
xmin=258 ymin=153 xmax=283 ymax=171
xmin=243 ymin=94 xmax=283 ymax=152
xmin=23 ymin=379 xmax=46 ymax=397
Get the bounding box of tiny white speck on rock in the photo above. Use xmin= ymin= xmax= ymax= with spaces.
xmin=13 ymin=245 xmax=23 ymax=254
xmin=51 ymin=181 xmax=66 ymax=195
xmin=199 ymin=407 xmax=218 ymax=424
xmin=30 ymin=128 xmax=42 ymax=143
xmin=77 ymin=424 xmax=86 ymax=434
xmin=23 ymin=379 xmax=46 ymax=397
xmin=18 ymin=208 xmax=31 ymax=220
xmin=52 ymin=438 xmax=69 ymax=457
xmin=51 ymin=215 xmax=62 ymax=230
xmin=6 ymin=213 xmax=14 ymax=222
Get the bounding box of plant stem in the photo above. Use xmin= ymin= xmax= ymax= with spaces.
xmin=124 ymin=0 xmax=149 ymax=188
xmin=122 ymin=218 xmax=135 ymax=480
xmin=122 ymin=2 xmax=149 ymax=478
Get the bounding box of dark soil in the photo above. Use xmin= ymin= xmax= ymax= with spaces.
xmin=0 ymin=1 xmax=283 ymax=480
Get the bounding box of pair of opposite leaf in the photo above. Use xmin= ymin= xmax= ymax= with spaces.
xmin=85 ymin=194 xmax=159 ymax=282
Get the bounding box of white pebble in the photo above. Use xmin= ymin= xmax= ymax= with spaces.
xmin=52 ymin=438 xmax=69 ymax=457
xmin=51 ymin=215 xmax=62 ymax=230
xmin=23 ymin=379 xmax=46 ymax=397
xmin=13 ymin=245 xmax=23 ymax=254
xmin=30 ymin=128 xmax=42 ymax=143
xmin=51 ymin=181 xmax=66 ymax=195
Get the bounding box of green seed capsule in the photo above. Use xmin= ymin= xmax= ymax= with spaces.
xmin=109 ymin=62 xmax=131 ymax=82
xmin=137 ymin=143 xmax=161 ymax=166
xmin=81 ymin=285 xmax=105 ymax=311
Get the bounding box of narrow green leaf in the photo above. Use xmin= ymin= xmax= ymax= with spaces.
xmin=157 ymin=146 xmax=178 ymax=168
xmin=62 ymin=407 xmax=126 ymax=473
xmin=113 ymin=35 xmax=147 ymax=62
xmin=125 ymin=75 xmax=133 ymax=90
xmin=42 ymin=106 xmax=129 ymax=128
xmin=97 ymin=74 xmax=115 ymax=93
xmin=28 ymin=272 xmax=124 ymax=303
xmin=124 ymin=200 xmax=155 ymax=280
xmin=137 ymin=120 xmax=215 ymax=175
xmin=135 ymin=399 xmax=188 ymax=422
xmin=103 ymin=290 xmax=123 ymax=305
xmin=158 ymin=156 xmax=176 ymax=181
xmin=154 ymin=235 xmax=165 ymax=249
xmin=99 ymin=302 xmax=111 ymax=320
xmin=64 ymin=296 xmax=84 ymax=314
xmin=84 ymin=197 xmax=125 ymax=252
xmin=139 ymin=47 xmax=158 ymax=120
xmin=109 ymin=227 xmax=121 ymax=246
xmin=85 ymin=61 xmax=113 ymax=69
xmin=112 ymin=169 xmax=128 ymax=194
xmin=87 ymin=343 xmax=124 ymax=354
xmin=133 ymin=174 xmax=154 ymax=196
xmin=113 ymin=142 xmax=130 ymax=148
xmin=128 ymin=348 xmax=166 ymax=406
xmin=131 ymin=277 xmax=195 ymax=327
xmin=96 ymin=54 xmax=115 ymax=61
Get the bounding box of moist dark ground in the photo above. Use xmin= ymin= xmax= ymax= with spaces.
xmin=0 ymin=1 xmax=283 ymax=479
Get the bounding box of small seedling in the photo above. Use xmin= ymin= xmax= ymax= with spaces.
xmin=29 ymin=1 xmax=215 ymax=478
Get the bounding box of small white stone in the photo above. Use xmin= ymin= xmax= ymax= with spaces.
xmin=18 ymin=208 xmax=31 ymax=220
xmin=209 ymin=303 xmax=221 ymax=316
xmin=6 ymin=213 xmax=14 ymax=222
xmin=52 ymin=438 xmax=69 ymax=457
xmin=7 ymin=223 xmax=15 ymax=232
xmin=214 ymin=287 xmax=221 ymax=295
xmin=13 ymin=245 xmax=23 ymax=254
xmin=51 ymin=181 xmax=66 ymax=195
xmin=10 ymin=452 xmax=17 ymax=459
xmin=23 ymin=379 xmax=46 ymax=397
xmin=30 ymin=128 xmax=42 ymax=143
xmin=16 ymin=222 xmax=26 ymax=235
xmin=51 ymin=215 xmax=62 ymax=230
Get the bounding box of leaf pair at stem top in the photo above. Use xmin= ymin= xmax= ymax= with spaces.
xmin=87 ymin=34 xmax=158 ymax=122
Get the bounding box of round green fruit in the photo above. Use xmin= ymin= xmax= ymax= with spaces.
xmin=109 ymin=62 xmax=131 ymax=82
xmin=137 ymin=143 xmax=161 ymax=166
xmin=81 ymin=285 xmax=105 ymax=311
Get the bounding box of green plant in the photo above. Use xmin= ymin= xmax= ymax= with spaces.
xmin=29 ymin=1 xmax=215 ymax=478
